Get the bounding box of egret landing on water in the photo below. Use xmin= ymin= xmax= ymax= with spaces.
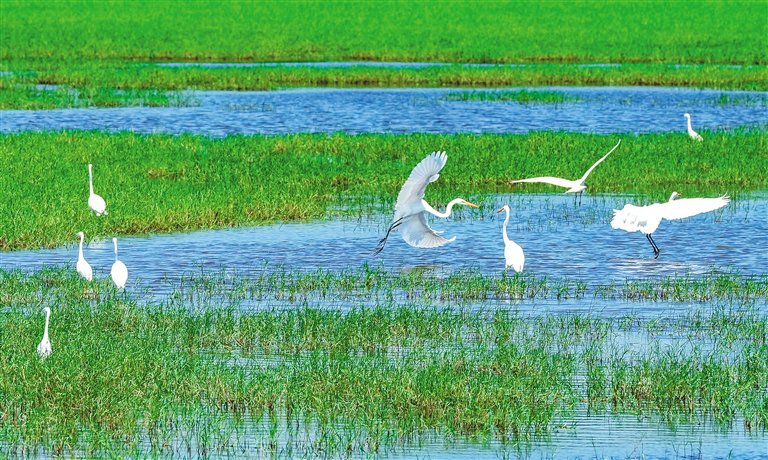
xmin=684 ymin=113 xmax=703 ymax=141
xmin=374 ymin=151 xmax=478 ymax=255
xmin=110 ymin=237 xmax=128 ymax=289
xmin=497 ymin=205 xmax=525 ymax=272
xmin=611 ymin=192 xmax=729 ymax=259
xmin=37 ymin=307 xmax=51 ymax=359
xmin=76 ymin=231 xmax=93 ymax=281
xmin=511 ymin=139 xmax=621 ymax=206
xmin=88 ymin=163 xmax=108 ymax=216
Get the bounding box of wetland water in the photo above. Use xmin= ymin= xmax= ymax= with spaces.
xmin=1 ymin=86 xmax=766 ymax=136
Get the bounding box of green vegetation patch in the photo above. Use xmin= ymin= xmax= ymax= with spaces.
xmin=0 ymin=82 xmax=196 ymax=109
xmin=442 ymin=89 xmax=580 ymax=104
xmin=1 ymin=1 xmax=766 ymax=64
xmin=0 ymin=268 xmax=765 ymax=456
xmin=1 ymin=131 xmax=766 ymax=250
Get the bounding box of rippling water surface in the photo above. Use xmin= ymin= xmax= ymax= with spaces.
xmin=1 ymin=86 xmax=765 ymax=136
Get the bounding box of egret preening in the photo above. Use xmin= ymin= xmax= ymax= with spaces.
xmin=511 ymin=139 xmax=621 ymax=205
xmin=684 ymin=113 xmax=703 ymax=141
xmin=75 ymin=231 xmax=93 ymax=281
xmin=110 ymin=237 xmax=128 ymax=289
xmin=374 ymin=151 xmax=479 ymax=255
xmin=88 ymin=163 xmax=108 ymax=216
xmin=611 ymin=192 xmax=729 ymax=258
xmin=37 ymin=307 xmax=51 ymax=359
xmin=497 ymin=205 xmax=525 ymax=272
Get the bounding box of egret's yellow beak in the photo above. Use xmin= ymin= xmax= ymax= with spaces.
xmin=464 ymin=201 xmax=479 ymax=208
xmin=496 ymin=208 xmax=504 ymax=213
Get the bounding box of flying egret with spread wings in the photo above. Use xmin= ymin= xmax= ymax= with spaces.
xmin=684 ymin=113 xmax=703 ymax=141
xmin=374 ymin=151 xmax=478 ymax=255
xmin=511 ymin=139 xmax=621 ymax=205
xmin=611 ymin=192 xmax=729 ymax=258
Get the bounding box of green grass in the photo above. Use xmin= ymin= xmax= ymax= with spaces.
xmin=0 ymin=268 xmax=765 ymax=456
xmin=0 ymin=82 xmax=196 ymax=109
xmin=442 ymin=89 xmax=580 ymax=104
xmin=1 ymin=1 xmax=765 ymax=64
xmin=1 ymin=62 xmax=766 ymax=109
xmin=1 ymin=130 xmax=766 ymax=250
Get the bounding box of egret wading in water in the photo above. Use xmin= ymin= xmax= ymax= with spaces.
xmin=37 ymin=307 xmax=52 ymax=359
xmin=88 ymin=163 xmax=108 ymax=216
xmin=684 ymin=113 xmax=703 ymax=141
xmin=611 ymin=192 xmax=729 ymax=258
xmin=75 ymin=231 xmax=93 ymax=281
xmin=511 ymin=139 xmax=621 ymax=205
xmin=374 ymin=151 xmax=478 ymax=255
xmin=110 ymin=237 xmax=128 ymax=289
xmin=497 ymin=205 xmax=525 ymax=272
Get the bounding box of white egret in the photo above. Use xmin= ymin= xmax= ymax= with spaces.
xmin=611 ymin=192 xmax=729 ymax=258
xmin=684 ymin=113 xmax=703 ymax=141
xmin=497 ymin=205 xmax=525 ymax=272
xmin=88 ymin=163 xmax=108 ymax=216
xmin=75 ymin=231 xmax=93 ymax=281
xmin=374 ymin=151 xmax=479 ymax=255
xmin=511 ymin=139 xmax=621 ymax=205
xmin=37 ymin=307 xmax=51 ymax=359
xmin=110 ymin=237 xmax=128 ymax=289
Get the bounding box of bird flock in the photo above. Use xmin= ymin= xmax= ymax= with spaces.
xmin=37 ymin=113 xmax=724 ymax=359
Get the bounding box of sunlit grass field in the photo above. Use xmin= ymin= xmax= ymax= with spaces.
xmin=1 ymin=130 xmax=765 ymax=250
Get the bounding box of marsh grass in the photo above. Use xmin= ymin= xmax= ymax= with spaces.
xmin=442 ymin=90 xmax=580 ymax=104
xmin=0 ymin=268 xmax=765 ymax=456
xmin=1 ymin=131 xmax=765 ymax=250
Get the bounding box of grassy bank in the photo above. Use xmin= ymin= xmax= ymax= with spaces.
xmin=1 ymin=131 xmax=766 ymax=250
xmin=1 ymin=2 xmax=765 ymax=64
xmin=0 ymin=268 xmax=765 ymax=456
xmin=1 ymin=63 xmax=767 ymax=110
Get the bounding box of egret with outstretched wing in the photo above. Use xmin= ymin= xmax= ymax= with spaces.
xmin=374 ymin=151 xmax=478 ymax=255
xmin=611 ymin=192 xmax=729 ymax=258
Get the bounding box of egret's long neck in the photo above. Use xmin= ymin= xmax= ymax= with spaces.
xmin=113 ymin=241 xmax=119 ymax=261
xmin=43 ymin=310 xmax=50 ymax=338
xmin=424 ymin=198 xmax=465 ymax=218
xmin=668 ymin=193 xmax=677 ymax=202
xmin=686 ymin=117 xmax=693 ymax=132
xmin=502 ymin=209 xmax=510 ymax=244
xmin=89 ymin=165 xmax=94 ymax=195
xmin=78 ymin=235 xmax=84 ymax=259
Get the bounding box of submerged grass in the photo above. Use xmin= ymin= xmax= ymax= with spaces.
xmin=1 ymin=1 xmax=765 ymax=64
xmin=0 ymin=82 xmax=196 ymax=109
xmin=0 ymin=268 xmax=766 ymax=456
xmin=1 ymin=130 xmax=766 ymax=250
xmin=442 ymin=89 xmax=580 ymax=104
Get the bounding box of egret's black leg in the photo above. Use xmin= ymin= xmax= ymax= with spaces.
xmin=373 ymin=217 xmax=404 ymax=256
xmin=578 ymin=191 xmax=583 ymax=206
xmin=646 ymin=233 xmax=661 ymax=259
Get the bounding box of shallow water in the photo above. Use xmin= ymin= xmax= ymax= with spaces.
xmin=1 ymin=86 xmax=765 ymax=136
xmin=1 ymin=194 xmax=765 ymax=303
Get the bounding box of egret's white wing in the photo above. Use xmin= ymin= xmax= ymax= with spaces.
xmin=395 ymin=151 xmax=448 ymax=215
xmin=400 ymin=213 xmax=455 ymax=248
xmin=510 ymin=176 xmax=576 ymax=189
xmin=611 ymin=203 xmax=663 ymax=234
xmin=659 ymin=195 xmax=729 ymax=221
xmin=579 ymin=139 xmax=621 ymax=182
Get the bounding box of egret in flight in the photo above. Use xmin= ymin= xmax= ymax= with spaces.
xmin=684 ymin=113 xmax=703 ymax=141
xmin=511 ymin=139 xmax=621 ymax=205
xmin=110 ymin=237 xmax=128 ymax=289
xmin=37 ymin=307 xmax=52 ymax=359
xmin=374 ymin=151 xmax=478 ymax=255
xmin=497 ymin=205 xmax=525 ymax=272
xmin=75 ymin=231 xmax=93 ymax=281
xmin=88 ymin=163 xmax=108 ymax=216
xmin=611 ymin=192 xmax=729 ymax=258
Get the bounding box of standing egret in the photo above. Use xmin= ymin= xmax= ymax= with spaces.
xmin=611 ymin=192 xmax=729 ymax=258
xmin=37 ymin=307 xmax=51 ymax=359
xmin=88 ymin=163 xmax=108 ymax=216
xmin=511 ymin=139 xmax=621 ymax=205
xmin=110 ymin=237 xmax=128 ymax=289
xmin=497 ymin=205 xmax=525 ymax=272
xmin=75 ymin=231 xmax=93 ymax=281
xmin=684 ymin=113 xmax=703 ymax=141
xmin=374 ymin=151 xmax=479 ymax=255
